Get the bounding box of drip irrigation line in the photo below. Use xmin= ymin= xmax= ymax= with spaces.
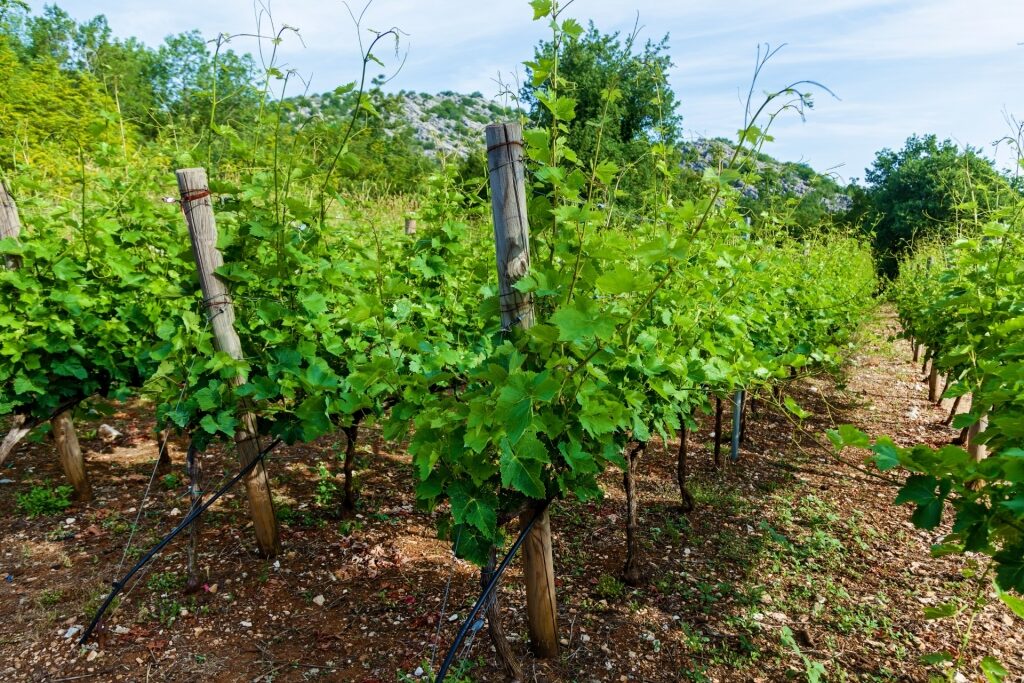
xmin=430 ymin=526 xmax=463 ymax=672
xmin=434 ymin=499 xmax=551 ymax=683
xmin=115 ymin=313 xmax=211 ymax=578
xmin=78 ymin=437 xmax=284 ymax=645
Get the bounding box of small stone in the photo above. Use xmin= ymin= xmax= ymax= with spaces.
xmin=85 ymin=650 xmax=98 ymax=662
xmin=98 ymin=424 xmax=122 ymax=440
xmin=312 ymin=595 xmax=325 ymax=607
xmin=112 ymin=626 xmax=130 ymax=635
xmin=64 ymin=518 xmax=76 ymax=525
xmin=447 ymin=614 xmax=459 ymax=622
xmin=559 ymin=638 xmax=569 ymax=646
xmin=581 ymin=634 xmax=591 ymax=643
xmin=63 ymin=626 xmax=82 ymax=640
xmin=414 ymin=666 xmax=424 ymax=677
xmin=240 ymin=621 xmax=252 ymax=628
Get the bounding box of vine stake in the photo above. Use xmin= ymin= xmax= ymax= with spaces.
xmin=177 ymin=167 xmax=281 ymax=558
xmin=486 ymin=122 xmax=558 ymax=658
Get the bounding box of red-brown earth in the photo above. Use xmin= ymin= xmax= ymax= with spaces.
xmin=1 ymin=311 xmax=1021 ymax=682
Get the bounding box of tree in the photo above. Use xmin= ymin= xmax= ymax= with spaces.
xmin=857 ymin=134 xmax=1011 ymax=276
xmin=521 ymin=22 xmax=682 ymax=202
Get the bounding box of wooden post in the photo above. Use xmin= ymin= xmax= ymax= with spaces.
xmin=2 ymin=182 xmax=90 ymax=497
xmin=518 ymin=509 xmax=558 ymax=657
xmin=176 ymin=168 xmax=281 ymax=558
xmin=486 ymin=123 xmax=535 ymax=332
xmin=927 ymin=362 xmax=939 ymax=403
xmin=52 ymin=411 xmax=91 ymax=501
xmin=0 ymin=181 xmax=28 ymax=465
xmin=967 ymin=411 xmax=988 ymax=463
xmin=404 ymin=218 xmax=417 ymax=235
xmin=0 ymin=181 xmax=23 ymax=269
xmin=486 ymin=122 xmax=557 ymax=658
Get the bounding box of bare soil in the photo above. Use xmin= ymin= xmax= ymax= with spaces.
xmin=1 ymin=310 xmax=1021 ymax=682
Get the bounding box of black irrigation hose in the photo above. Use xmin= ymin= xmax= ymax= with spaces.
xmin=78 ymin=437 xmax=284 ymax=645
xmin=434 ymin=499 xmax=551 ymax=683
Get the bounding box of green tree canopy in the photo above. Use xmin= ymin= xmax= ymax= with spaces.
xmin=856 ymin=134 xmax=1013 ymax=275
xmin=521 ymin=22 xmax=682 ymax=202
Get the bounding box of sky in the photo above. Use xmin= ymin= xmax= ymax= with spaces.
xmin=27 ymin=0 xmax=1024 ymax=181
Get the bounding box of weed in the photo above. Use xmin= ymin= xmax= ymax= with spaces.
xmin=594 ymin=573 xmax=625 ymax=600
xmin=17 ymin=482 xmax=73 ymax=517
xmin=780 ymin=625 xmax=826 ymax=682
xmin=37 ymin=588 xmax=64 ymax=607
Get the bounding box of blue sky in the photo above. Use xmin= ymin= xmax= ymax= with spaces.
xmin=28 ymin=0 xmax=1024 ymax=180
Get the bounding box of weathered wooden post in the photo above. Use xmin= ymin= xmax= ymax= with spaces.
xmin=967 ymin=408 xmax=988 ymax=464
xmin=176 ymin=168 xmax=281 ymax=558
xmin=1 ymin=181 xmax=91 ymax=499
xmin=404 ymin=217 xmax=417 ymax=235
xmin=53 ymin=411 xmax=91 ymax=501
xmin=1 ymin=181 xmax=23 ymax=270
xmin=485 ymin=122 xmax=557 ymax=658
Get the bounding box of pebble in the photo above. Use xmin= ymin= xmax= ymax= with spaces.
xmin=581 ymin=633 xmax=591 ymax=643
xmin=312 ymin=595 xmax=325 ymax=607
xmin=414 ymin=666 xmax=424 ymax=677
xmin=63 ymin=626 xmax=81 ymax=640
xmin=240 ymin=621 xmax=252 ymax=628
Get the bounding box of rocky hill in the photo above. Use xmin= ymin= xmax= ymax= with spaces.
xmin=291 ymin=89 xmax=851 ymax=213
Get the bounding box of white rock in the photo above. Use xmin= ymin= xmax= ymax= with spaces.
xmin=63 ymin=626 xmax=82 ymax=640
xmin=240 ymin=621 xmax=252 ymax=628
xmin=98 ymin=424 xmax=122 ymax=440
xmin=312 ymin=595 xmax=325 ymax=607
xmin=414 ymin=666 xmax=424 ymax=677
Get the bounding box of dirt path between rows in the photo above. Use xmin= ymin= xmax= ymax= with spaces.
xmin=1 ymin=308 xmax=1020 ymax=682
